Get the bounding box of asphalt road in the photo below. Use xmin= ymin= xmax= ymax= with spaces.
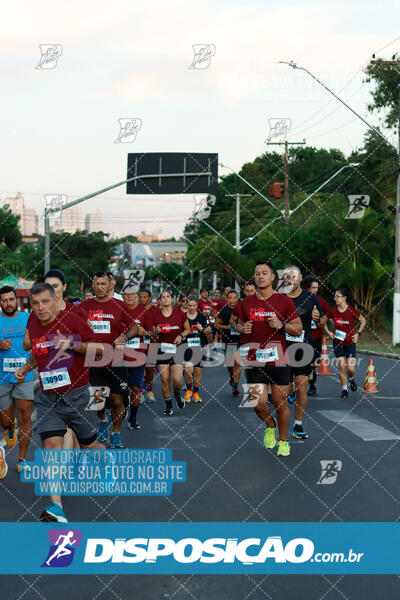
xmin=1 ymin=351 xmax=400 ymax=598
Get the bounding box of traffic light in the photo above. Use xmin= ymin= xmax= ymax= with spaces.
xmin=268 ymin=182 xmax=284 ymax=198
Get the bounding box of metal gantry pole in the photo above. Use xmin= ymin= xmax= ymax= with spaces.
xmin=42 ymin=170 xmax=213 ymax=275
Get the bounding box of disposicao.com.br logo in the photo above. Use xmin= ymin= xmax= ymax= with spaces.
xmin=82 ymin=536 xmax=363 ymax=565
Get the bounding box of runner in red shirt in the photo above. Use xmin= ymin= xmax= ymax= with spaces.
xmin=237 ymin=261 xmax=301 ymax=457
xmin=197 ymin=288 xmax=213 ymax=317
xmin=303 ymin=276 xmax=331 ymax=396
xmin=325 ymin=287 xmax=366 ymax=398
xmin=139 ymin=289 xmax=159 ymax=403
xmin=79 ymin=272 xmax=138 ymax=449
xmin=15 ymin=282 xmax=104 ymax=523
xmin=121 ymin=288 xmax=148 ymax=431
xmin=144 ymin=290 xmax=190 ymax=416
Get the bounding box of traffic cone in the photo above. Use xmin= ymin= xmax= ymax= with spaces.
xmin=363 ymin=359 xmax=378 ymax=393
xmin=318 ymin=336 xmax=332 ymax=375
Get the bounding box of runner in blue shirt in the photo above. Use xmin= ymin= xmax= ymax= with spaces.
xmin=0 ymin=286 xmax=34 ymax=475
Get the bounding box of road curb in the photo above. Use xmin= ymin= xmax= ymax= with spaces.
xmin=357 ymin=349 xmax=400 ymax=360
xmin=326 ymin=344 xmax=400 ymax=360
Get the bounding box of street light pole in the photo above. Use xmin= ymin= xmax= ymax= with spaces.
xmin=43 ymin=169 xmax=213 ymax=274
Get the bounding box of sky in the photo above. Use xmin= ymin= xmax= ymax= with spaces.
xmin=0 ymin=0 xmax=399 ymax=238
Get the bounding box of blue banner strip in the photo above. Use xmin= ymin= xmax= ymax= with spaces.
xmin=0 ymin=522 xmax=398 ymax=574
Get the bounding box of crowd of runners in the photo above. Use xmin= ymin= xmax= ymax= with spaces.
xmin=0 ymin=261 xmax=366 ymax=522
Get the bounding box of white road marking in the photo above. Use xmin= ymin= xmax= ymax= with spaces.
xmin=318 ymin=410 xmax=400 ymax=441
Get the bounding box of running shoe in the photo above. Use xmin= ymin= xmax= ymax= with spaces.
xmin=0 ymin=448 xmax=8 ymax=479
xmin=128 ymin=423 xmax=141 ymax=430
xmin=17 ymin=458 xmax=31 ymax=474
xmin=276 ymin=440 xmax=291 ymax=457
xmin=184 ymin=390 xmax=192 ymax=403
xmin=175 ymin=392 xmax=185 ymax=410
xmin=163 ymin=406 xmax=174 ymax=416
xmin=5 ymin=418 xmax=17 ymax=448
xmin=341 ymin=389 xmax=349 ymax=399
xmin=40 ymin=502 xmax=68 ymax=523
xmin=232 ymin=385 xmax=239 ymax=397
xmin=287 ymin=391 xmax=296 ymax=405
xmin=147 ymin=391 xmax=156 ymax=403
xmin=97 ymin=417 xmax=110 ymax=444
xmin=110 ymin=432 xmax=124 ymax=449
xmin=193 ymin=392 xmax=202 ymax=403
xmin=263 ymin=426 xmax=276 ymax=449
xmin=349 ymin=379 xmax=357 ymax=392
xmin=139 ymin=393 xmax=145 ymax=404
xmin=293 ymin=424 xmax=309 ymax=439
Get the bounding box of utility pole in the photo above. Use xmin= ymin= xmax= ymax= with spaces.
xmin=370 ymin=58 xmax=400 ymax=344
xmin=266 ymin=139 xmax=306 ymax=223
xmin=227 ymin=193 xmax=251 ymax=292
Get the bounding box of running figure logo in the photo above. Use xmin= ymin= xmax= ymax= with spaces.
xmin=44 ymin=194 xmax=67 ymax=221
xmin=36 ymin=44 xmax=63 ymax=69
xmin=239 ymin=384 xmax=263 ymax=408
xmin=266 ymin=119 xmax=291 ymax=143
xmin=317 ymin=460 xmax=343 ymax=485
xmin=346 ymin=195 xmax=370 ymax=219
xmin=42 ymin=529 xmax=82 ymax=567
xmin=114 ymin=118 xmax=142 ymax=143
xmin=188 ymin=44 xmax=216 ymax=70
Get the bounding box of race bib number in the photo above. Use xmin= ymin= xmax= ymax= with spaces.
xmin=239 ymin=346 xmax=249 ymax=357
xmin=286 ymin=331 xmax=304 ymax=342
xmin=40 ymin=368 xmax=71 ymax=390
xmin=311 ymin=321 xmax=317 ymax=330
xmin=256 ymin=347 xmax=279 ymax=363
xmin=91 ymin=321 xmax=110 ymax=334
xmin=230 ymin=328 xmax=239 ymax=336
xmin=161 ymin=343 xmax=177 ymax=354
xmin=143 ymin=337 xmax=150 ymax=345
xmin=209 ymin=317 xmax=215 ymax=324
xmin=188 ymin=337 xmax=200 ymax=347
xmin=335 ymin=329 xmax=346 ymax=341
xmin=3 ymin=357 xmax=27 ymax=372
xmin=126 ymin=337 xmax=140 ymax=349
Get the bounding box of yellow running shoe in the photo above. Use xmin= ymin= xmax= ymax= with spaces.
xmin=193 ymin=392 xmax=202 ymax=403
xmin=263 ymin=426 xmax=276 ymax=449
xmin=277 ymin=440 xmax=291 ymax=457
xmin=184 ymin=390 xmax=192 ymax=403
xmin=0 ymin=447 xmax=8 ymax=479
xmin=5 ymin=418 xmax=17 ymax=448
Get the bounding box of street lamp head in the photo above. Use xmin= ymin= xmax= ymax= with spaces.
xmin=349 ymin=162 xmax=360 ymax=167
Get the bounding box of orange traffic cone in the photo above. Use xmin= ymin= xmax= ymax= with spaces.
xmin=318 ymin=336 xmax=332 ymax=375
xmin=363 ymin=359 xmax=378 ymax=393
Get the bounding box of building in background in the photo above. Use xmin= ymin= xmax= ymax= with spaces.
xmin=137 ymin=230 xmax=163 ymax=242
xmin=127 ymin=241 xmax=187 ymax=268
xmin=51 ymin=206 xmax=81 ymax=234
xmin=84 ymin=210 xmax=103 ymax=233
xmin=5 ymin=192 xmax=37 ymax=236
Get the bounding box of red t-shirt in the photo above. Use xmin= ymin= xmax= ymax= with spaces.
xmin=238 ymin=292 xmax=299 ymax=364
xmin=232 ymin=300 xmax=250 ymax=344
xmin=79 ymin=297 xmax=132 ymax=345
xmin=124 ymin=304 xmax=147 ymax=357
xmin=328 ymin=305 xmax=360 ymax=346
xmin=311 ymin=295 xmax=330 ymax=340
xmin=29 ymin=311 xmax=96 ymax=393
xmin=197 ymin=298 xmax=213 ymax=316
xmin=144 ymin=306 xmax=187 ymax=344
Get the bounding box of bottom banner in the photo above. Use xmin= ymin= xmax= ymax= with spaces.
xmin=0 ymin=522 xmax=397 ymax=574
